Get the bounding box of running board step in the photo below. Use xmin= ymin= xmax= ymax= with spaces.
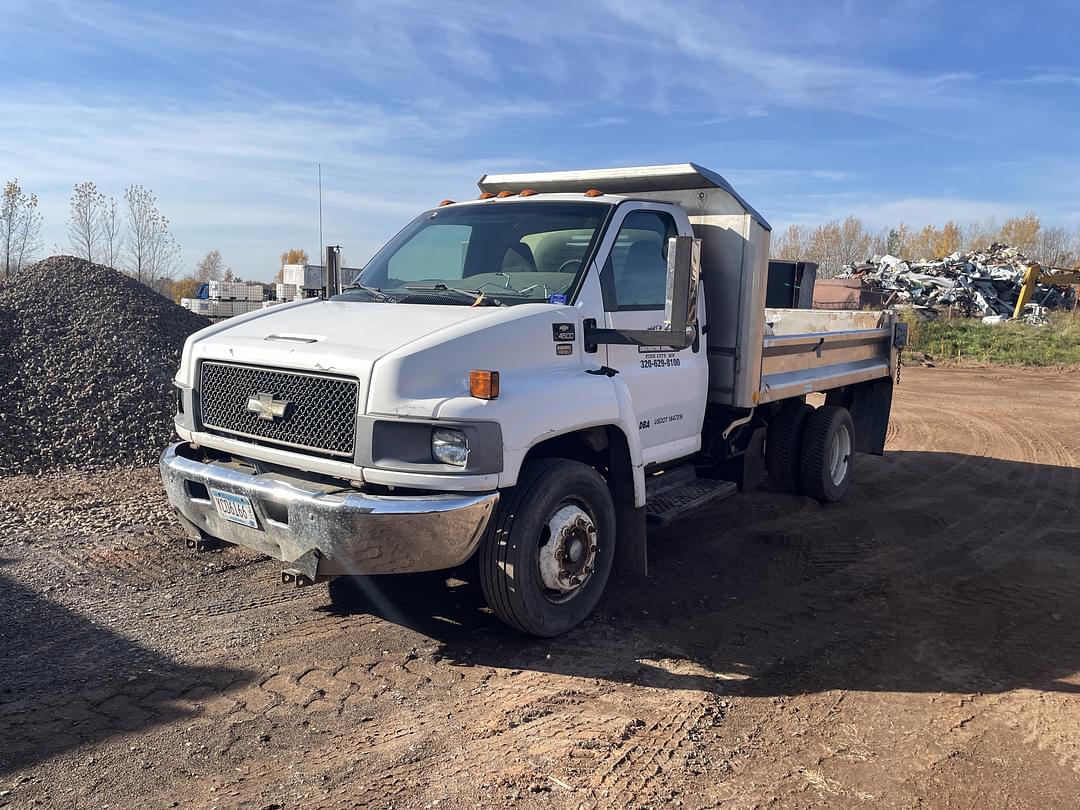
xmin=645 ymin=477 xmax=737 ymax=525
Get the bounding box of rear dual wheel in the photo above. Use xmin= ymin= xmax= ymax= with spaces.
xmin=766 ymin=402 xmax=854 ymax=503
xmin=479 ymin=459 xmax=615 ymax=637
xmin=799 ymin=405 xmax=854 ymax=503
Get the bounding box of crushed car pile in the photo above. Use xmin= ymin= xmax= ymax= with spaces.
xmin=841 ymin=244 xmax=1075 ymax=322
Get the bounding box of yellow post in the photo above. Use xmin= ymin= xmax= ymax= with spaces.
xmin=1012 ymin=263 xmax=1041 ymax=320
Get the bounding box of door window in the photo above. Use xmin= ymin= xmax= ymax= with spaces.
xmin=602 ymin=210 xmax=679 ymax=310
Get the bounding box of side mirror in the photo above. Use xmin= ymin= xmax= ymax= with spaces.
xmin=664 ymin=236 xmax=700 ymax=341
xmin=583 ymin=235 xmax=702 ymax=352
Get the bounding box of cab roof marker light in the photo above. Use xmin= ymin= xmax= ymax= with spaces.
xmin=478 ymin=191 xmax=496 ymax=199
xmin=519 ymin=188 xmax=538 ymax=196
xmin=496 ymin=190 xmax=515 ymax=198
xmin=584 ymin=188 xmax=603 ymax=197
xmin=438 ymin=199 xmax=456 ymax=206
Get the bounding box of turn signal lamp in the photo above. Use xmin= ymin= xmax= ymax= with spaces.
xmin=469 ymin=369 xmax=500 ymax=400
xmin=584 ymin=188 xmax=603 ymax=197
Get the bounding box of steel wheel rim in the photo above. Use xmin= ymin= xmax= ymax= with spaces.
xmin=536 ymin=499 xmax=598 ymax=603
xmin=829 ymin=423 xmax=852 ymax=486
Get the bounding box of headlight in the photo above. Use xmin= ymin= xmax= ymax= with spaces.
xmin=432 ymin=428 xmax=469 ymax=467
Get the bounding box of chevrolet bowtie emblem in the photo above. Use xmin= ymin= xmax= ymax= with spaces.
xmin=246 ymin=392 xmax=291 ymax=421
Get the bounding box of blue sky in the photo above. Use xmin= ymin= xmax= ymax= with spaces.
xmin=3 ymin=0 xmax=1079 ymax=281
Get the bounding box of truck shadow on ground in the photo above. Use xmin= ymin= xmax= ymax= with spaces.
xmin=0 ymin=559 xmax=254 ymax=775
xmin=325 ymin=450 xmax=1080 ymax=699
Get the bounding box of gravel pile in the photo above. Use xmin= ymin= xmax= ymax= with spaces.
xmin=0 ymin=256 xmax=210 ymax=475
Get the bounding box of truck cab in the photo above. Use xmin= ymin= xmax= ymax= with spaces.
xmin=161 ymin=164 xmax=903 ymax=636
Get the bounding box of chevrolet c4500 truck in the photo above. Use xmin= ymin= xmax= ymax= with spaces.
xmin=161 ymin=164 xmax=906 ymax=636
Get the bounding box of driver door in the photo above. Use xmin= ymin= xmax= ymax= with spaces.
xmin=596 ymin=203 xmax=709 ymax=465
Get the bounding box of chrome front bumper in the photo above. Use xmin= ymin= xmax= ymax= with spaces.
xmin=159 ymin=442 xmax=499 ymax=576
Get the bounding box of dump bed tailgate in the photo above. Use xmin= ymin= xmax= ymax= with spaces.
xmin=757 ymin=309 xmax=900 ymax=403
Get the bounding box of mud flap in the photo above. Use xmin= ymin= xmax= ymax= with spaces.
xmin=826 ymin=377 xmax=893 ymax=455
xmin=614 ymin=502 xmax=648 ymax=577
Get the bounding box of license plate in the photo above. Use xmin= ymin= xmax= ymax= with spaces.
xmin=209 ymin=487 xmax=259 ymax=529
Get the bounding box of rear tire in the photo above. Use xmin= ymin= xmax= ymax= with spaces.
xmin=765 ymin=401 xmax=812 ymax=493
xmin=479 ymin=459 xmax=616 ymax=637
xmin=799 ymin=405 xmax=854 ymax=503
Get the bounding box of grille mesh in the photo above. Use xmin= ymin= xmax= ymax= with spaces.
xmin=199 ymin=362 xmax=358 ymax=457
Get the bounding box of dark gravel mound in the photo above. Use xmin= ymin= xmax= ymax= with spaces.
xmin=0 ymin=256 xmax=210 ymax=475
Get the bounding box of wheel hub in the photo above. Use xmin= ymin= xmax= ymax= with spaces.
xmin=829 ymin=423 xmax=852 ymax=486
xmin=538 ymin=505 xmax=598 ymax=594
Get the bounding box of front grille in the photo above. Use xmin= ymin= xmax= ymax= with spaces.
xmin=198 ymin=362 xmax=359 ymax=457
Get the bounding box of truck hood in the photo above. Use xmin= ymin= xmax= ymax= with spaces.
xmin=181 ymin=298 xmax=500 ymax=380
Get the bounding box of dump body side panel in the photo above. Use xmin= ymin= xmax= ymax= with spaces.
xmin=759 ymin=308 xmax=899 ymax=404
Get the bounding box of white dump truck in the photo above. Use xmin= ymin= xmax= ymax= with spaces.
xmin=161 ymin=164 xmax=906 ymax=636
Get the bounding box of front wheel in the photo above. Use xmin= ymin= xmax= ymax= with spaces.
xmin=479 ymin=458 xmax=616 ymax=637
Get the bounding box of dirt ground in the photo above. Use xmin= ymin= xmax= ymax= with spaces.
xmin=2 ymin=365 xmax=1079 ymax=809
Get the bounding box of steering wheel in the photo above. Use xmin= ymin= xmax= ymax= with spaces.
xmin=556 ymin=259 xmax=582 ymax=274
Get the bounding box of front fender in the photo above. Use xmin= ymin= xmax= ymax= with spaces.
xmin=444 ymin=370 xmax=646 ymax=507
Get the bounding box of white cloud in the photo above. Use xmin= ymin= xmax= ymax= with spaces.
xmin=0 ymin=90 xmax=548 ymax=279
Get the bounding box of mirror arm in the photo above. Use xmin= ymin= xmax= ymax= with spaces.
xmin=583 ymin=324 xmax=696 ymax=349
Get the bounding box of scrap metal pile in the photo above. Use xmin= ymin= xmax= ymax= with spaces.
xmin=841 ymin=244 xmax=1074 ymax=321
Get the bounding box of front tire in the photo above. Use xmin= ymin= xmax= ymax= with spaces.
xmin=479 ymin=458 xmax=616 ymax=637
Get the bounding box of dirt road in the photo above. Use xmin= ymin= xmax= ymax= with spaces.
xmin=2 ymin=365 xmax=1079 ymax=809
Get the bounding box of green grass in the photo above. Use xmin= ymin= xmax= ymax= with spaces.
xmin=901 ymin=310 xmax=1080 ymax=366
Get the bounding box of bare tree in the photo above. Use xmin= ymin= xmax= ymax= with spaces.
xmin=770 ymin=224 xmax=810 ymax=260
xmin=101 ymin=195 xmax=123 ymax=269
xmin=1 ymin=179 xmax=43 ymax=281
xmin=1033 ymin=226 xmax=1073 ymax=268
xmin=124 ymin=184 xmax=181 ymax=285
xmin=836 ymin=216 xmax=872 ymax=267
xmin=964 ymin=217 xmax=998 ymax=253
xmin=67 ymin=181 xmax=106 ymax=262
xmin=195 ymin=249 xmax=226 ymax=282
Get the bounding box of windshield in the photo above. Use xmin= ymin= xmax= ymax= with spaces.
xmin=347 ymin=201 xmax=611 ymax=305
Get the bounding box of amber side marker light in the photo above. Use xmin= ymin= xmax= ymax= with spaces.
xmin=438 ymin=199 xmax=455 ymax=206
xmin=478 ymin=191 xmax=496 ymax=199
xmin=496 ymin=190 xmax=515 ymax=198
xmin=519 ymin=188 xmax=538 ymax=196
xmin=469 ymin=369 xmax=500 ymax=399
xmin=584 ymin=188 xmax=603 ymax=197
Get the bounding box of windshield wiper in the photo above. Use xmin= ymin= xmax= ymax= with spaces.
xmin=404 ymin=283 xmax=506 ymax=306
xmin=342 ymin=281 xmax=395 ymax=302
